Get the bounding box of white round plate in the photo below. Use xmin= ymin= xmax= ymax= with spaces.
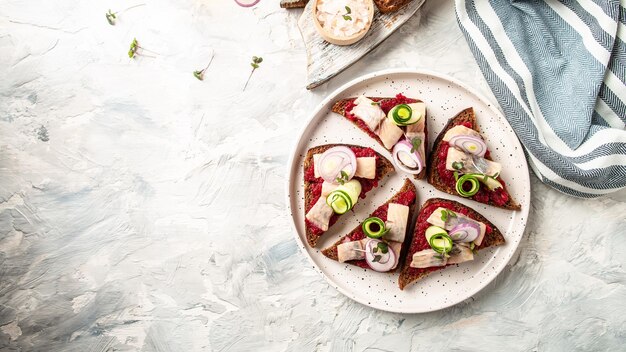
xmin=286 ymin=69 xmax=530 ymax=313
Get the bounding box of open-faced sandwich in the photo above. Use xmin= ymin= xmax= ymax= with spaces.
xmin=322 ymin=178 xmax=416 ymax=273
xmin=427 ymin=108 xmax=520 ymax=210
xmin=398 ymin=198 xmax=505 ymax=289
xmin=332 ymin=94 xmax=428 ymax=179
xmin=304 ymin=144 xmax=394 ymax=247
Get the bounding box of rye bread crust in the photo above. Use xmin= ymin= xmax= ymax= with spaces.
xmin=331 ymin=97 xmax=428 ymax=179
xmin=321 ymin=178 xmax=417 ymax=272
xmin=304 ymin=144 xmax=394 ymax=247
xmin=279 ymin=0 xmax=308 ymax=9
xmin=426 ymin=107 xmax=521 ymax=211
xmin=374 ymin=0 xmax=413 ymax=13
xmin=398 ymin=197 xmax=506 ymax=290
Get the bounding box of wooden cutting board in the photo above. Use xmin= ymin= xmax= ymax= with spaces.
xmin=298 ymin=0 xmax=426 ymax=89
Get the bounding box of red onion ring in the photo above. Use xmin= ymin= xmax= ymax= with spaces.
xmin=364 ymin=239 xmax=397 ymax=272
xmin=392 ymin=140 xmax=423 ymax=175
xmin=234 ymin=0 xmax=260 ymax=7
xmin=318 ymin=146 xmax=357 ymax=184
xmin=449 ymin=222 xmax=480 ymax=242
xmin=449 ymin=135 xmax=487 ymax=157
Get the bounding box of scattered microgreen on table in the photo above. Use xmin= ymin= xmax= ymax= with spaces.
xmin=243 ymin=56 xmax=263 ymax=91
xmin=128 ymin=38 xmax=156 ymax=59
xmin=193 ymin=53 xmax=216 ymax=81
xmin=106 ymin=4 xmax=145 ymax=26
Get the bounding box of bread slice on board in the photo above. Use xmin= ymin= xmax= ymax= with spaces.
xmin=426 ymin=107 xmax=521 ymax=210
xmin=374 ymin=0 xmax=414 ymax=13
xmin=280 ymin=0 xmax=413 ymax=13
xmin=321 ymin=178 xmax=417 ymax=272
xmin=304 ymin=144 xmax=394 ymax=247
xmin=332 ymin=95 xmax=428 ymax=179
xmin=398 ymin=198 xmax=505 ymax=290
xmin=280 ymin=0 xmax=309 ymax=9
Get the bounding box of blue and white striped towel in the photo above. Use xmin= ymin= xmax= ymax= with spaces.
xmin=455 ymin=0 xmax=626 ymax=198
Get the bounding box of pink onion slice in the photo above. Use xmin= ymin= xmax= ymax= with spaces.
xmin=449 ymin=222 xmax=480 ymax=242
xmin=364 ymin=239 xmax=397 ymax=272
xmin=234 ymin=0 xmax=260 ymax=7
xmin=449 ymin=135 xmax=487 ymax=157
xmin=392 ymin=139 xmax=423 ymax=175
xmin=318 ymin=146 xmax=357 ymax=184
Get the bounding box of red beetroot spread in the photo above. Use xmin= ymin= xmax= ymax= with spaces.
xmin=343 ymin=94 xmax=418 ymax=141
xmin=345 ymin=188 xmax=416 ymax=269
xmin=403 ymin=200 xmax=493 ymax=277
xmin=435 ymin=127 xmax=509 ymax=207
xmin=305 ymin=146 xmax=383 ymax=236
xmin=379 ymin=94 xmax=417 ymax=114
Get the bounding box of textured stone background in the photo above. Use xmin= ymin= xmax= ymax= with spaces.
xmin=1 ymin=0 xmax=625 ymax=351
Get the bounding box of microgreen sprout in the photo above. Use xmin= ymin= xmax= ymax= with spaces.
xmin=342 ymin=6 xmax=352 ymax=21
xmin=106 ymin=4 xmax=145 ymax=26
xmin=440 ymin=209 xmax=456 ymax=222
xmin=335 ymin=170 xmax=349 ymax=185
xmin=243 ymin=56 xmax=263 ymax=91
xmin=372 ymin=242 xmax=389 ymax=254
xmin=128 ymin=38 xmax=156 ymax=59
xmin=372 ymin=242 xmax=388 ymax=262
xmin=410 ymin=137 xmax=421 ymax=153
xmin=193 ymin=53 xmax=215 ymax=81
xmin=106 ymin=10 xmax=116 ymax=25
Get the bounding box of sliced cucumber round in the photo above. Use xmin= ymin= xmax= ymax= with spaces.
xmin=326 ymin=180 xmax=361 ymax=215
xmin=465 ymin=173 xmax=503 ymax=191
xmin=326 ymin=190 xmax=352 ymax=214
xmin=362 ymin=217 xmax=386 ymax=238
xmin=428 ymin=233 xmax=453 ymax=254
xmin=475 ymin=174 xmax=503 ymax=190
xmin=388 ymin=104 xmax=412 ymax=126
xmin=340 ymin=179 xmax=362 ymax=205
xmin=388 ymin=103 xmax=423 ymax=126
xmin=456 ymin=174 xmax=480 ymax=197
xmin=425 ymin=225 xmax=448 ymax=242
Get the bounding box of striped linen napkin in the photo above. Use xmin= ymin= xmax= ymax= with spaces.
xmin=455 ymin=0 xmax=626 ymax=198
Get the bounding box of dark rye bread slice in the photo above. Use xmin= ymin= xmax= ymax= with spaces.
xmin=332 ymin=96 xmax=428 ymax=179
xmin=321 ymin=178 xmax=417 ymax=272
xmin=280 ymin=0 xmax=308 ymax=9
xmin=398 ymin=198 xmax=505 ymax=290
xmin=374 ymin=0 xmax=413 ymax=13
xmin=426 ymin=107 xmax=521 ymax=210
xmin=304 ymin=144 xmax=394 ymax=247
